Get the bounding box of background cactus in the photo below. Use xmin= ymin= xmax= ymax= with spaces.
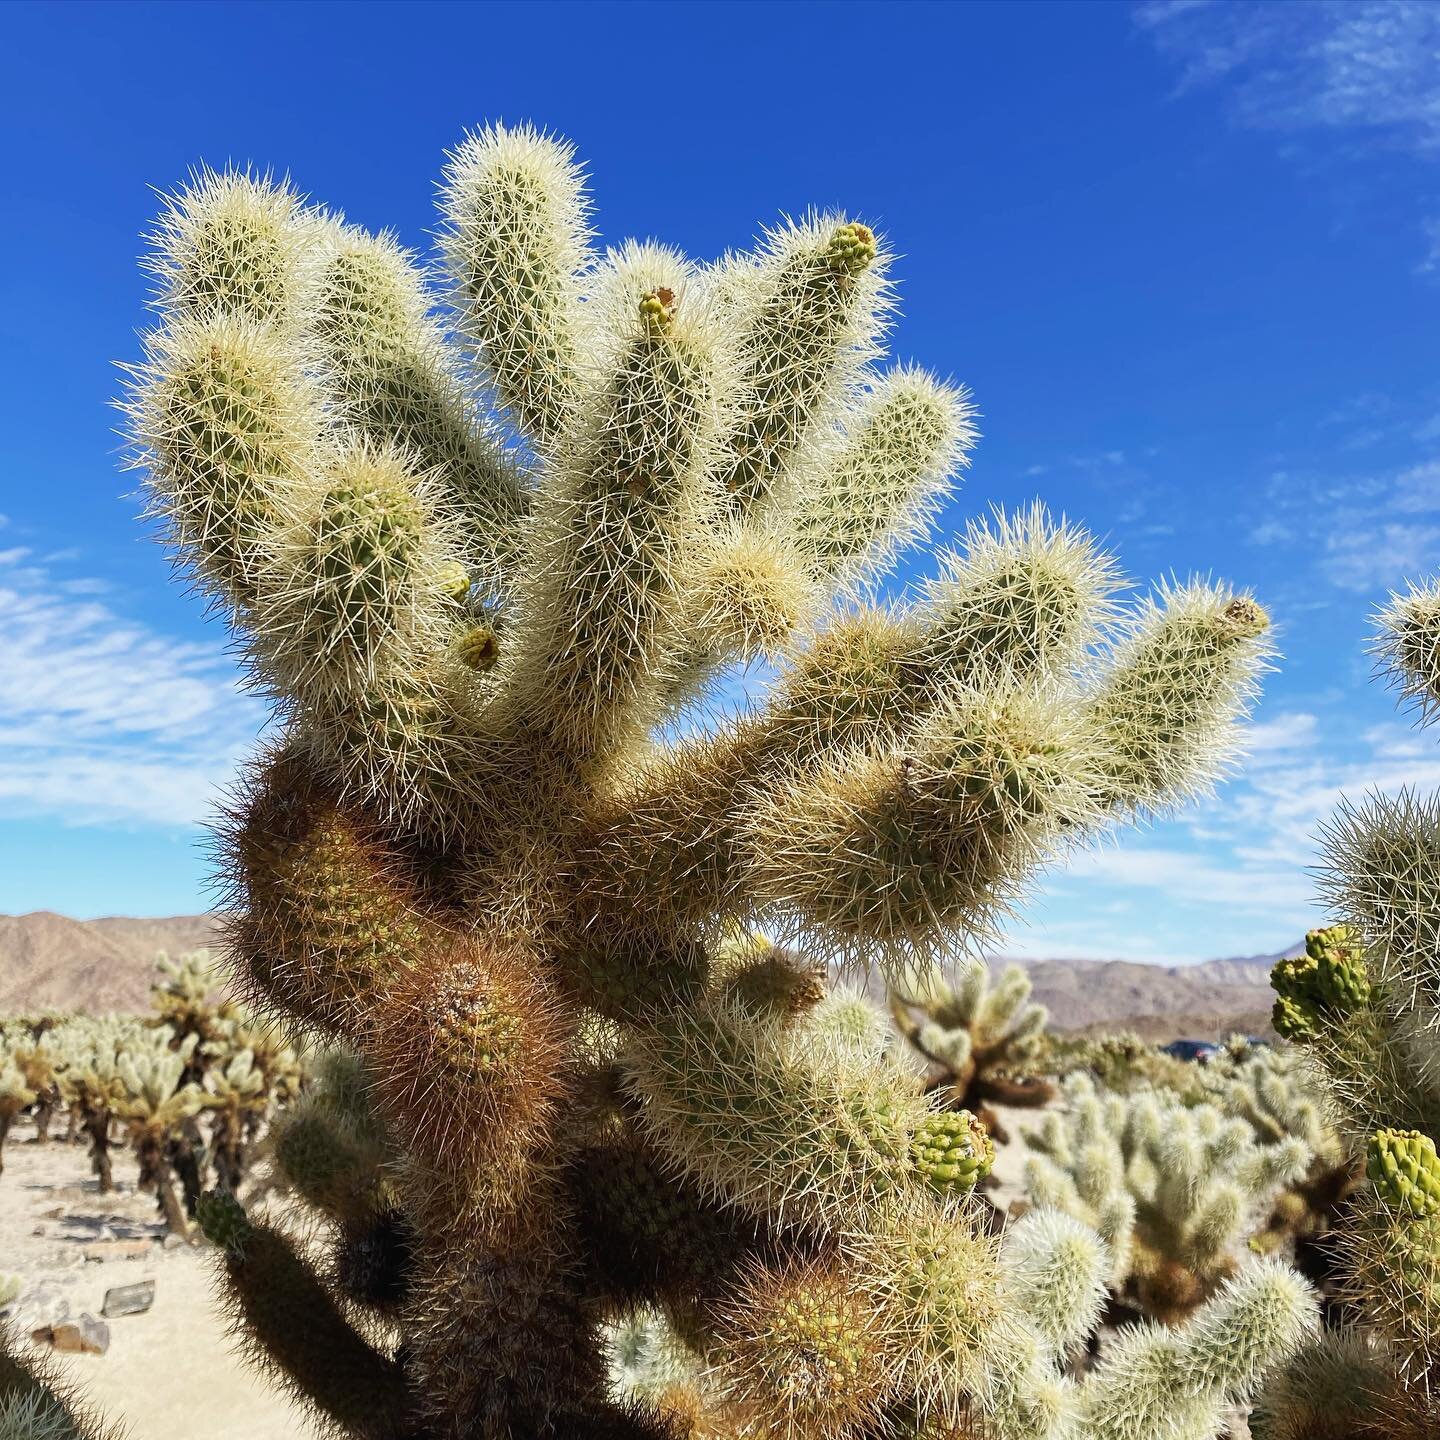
xmin=97 ymin=122 xmax=1301 ymax=1438
xmin=1210 ymin=1043 xmax=1356 ymax=1260
xmin=0 ymin=1047 xmax=37 ymax=1180
xmin=890 ymin=960 xmax=1055 ymax=1141
xmin=1022 ymin=1073 xmax=1311 ymax=1322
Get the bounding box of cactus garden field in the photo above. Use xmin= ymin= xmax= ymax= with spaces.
xmin=4 ymin=3 xmax=1439 ymax=1436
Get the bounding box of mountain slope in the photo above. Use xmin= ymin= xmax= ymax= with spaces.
xmin=0 ymin=911 xmax=222 ymax=1014
xmin=0 ymin=910 xmax=1293 ymax=1037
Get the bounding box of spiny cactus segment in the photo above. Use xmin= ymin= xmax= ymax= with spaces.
xmin=1269 ymin=926 xmax=1372 ymax=1042
xmin=1368 ymin=1128 xmax=1440 ymax=1220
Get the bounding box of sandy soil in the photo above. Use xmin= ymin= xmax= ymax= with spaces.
xmin=0 ymin=1117 xmax=316 ymax=1440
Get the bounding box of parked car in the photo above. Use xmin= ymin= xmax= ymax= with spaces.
xmin=1160 ymin=1039 xmax=1221 ymax=1064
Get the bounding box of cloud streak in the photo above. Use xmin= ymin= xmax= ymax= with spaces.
xmin=1138 ymin=0 xmax=1440 ymax=153
xmin=0 ymin=548 xmax=263 ymax=827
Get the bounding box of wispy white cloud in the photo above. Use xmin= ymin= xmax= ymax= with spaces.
xmin=1138 ymin=0 xmax=1440 ymax=152
xmin=1324 ymin=520 xmax=1440 ymax=591
xmin=0 ymin=549 xmax=263 ymax=827
xmin=1247 ymin=453 xmax=1440 ymax=592
xmin=1138 ymin=1 xmax=1440 ymax=272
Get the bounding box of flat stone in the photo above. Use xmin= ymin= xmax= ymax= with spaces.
xmin=41 ymin=1205 xmax=64 ymax=1219
xmin=11 ymin=1284 xmax=70 ymax=1333
xmin=101 ymin=1280 xmax=155 ymax=1318
xmin=83 ymin=1238 xmax=152 ymax=1262
xmin=48 ymin=1314 xmax=109 ymax=1355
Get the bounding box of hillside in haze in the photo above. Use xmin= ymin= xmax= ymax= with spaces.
xmin=0 ymin=912 xmax=1293 ymax=1038
xmin=0 ymin=911 xmax=222 ymax=1014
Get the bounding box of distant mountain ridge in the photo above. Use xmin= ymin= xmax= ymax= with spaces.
xmin=0 ymin=911 xmax=1296 ymax=1039
xmin=0 ymin=911 xmax=222 ymax=1014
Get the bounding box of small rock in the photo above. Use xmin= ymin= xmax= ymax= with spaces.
xmin=161 ymin=1232 xmax=187 ymax=1251
xmin=83 ymin=1239 xmax=153 ymax=1263
xmin=41 ymin=1205 xmax=64 ymax=1220
xmin=48 ymin=1314 xmax=110 ymax=1355
xmin=31 ymin=1224 xmax=47 ymax=1237
xmin=11 ymin=1284 xmax=71 ymax=1334
xmin=101 ymin=1280 xmax=155 ymax=1318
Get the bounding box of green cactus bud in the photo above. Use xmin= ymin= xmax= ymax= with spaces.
xmin=912 ymin=1109 xmax=995 ymax=1195
xmin=1304 ymin=922 xmax=1354 ymax=960
xmin=825 ymin=221 xmax=878 ymax=275
xmin=438 ymin=560 xmax=471 ymax=600
xmin=637 ymin=287 xmax=675 ymax=335
xmin=1270 ymin=993 xmax=1318 ymax=1044
xmin=1271 ymin=931 xmax=1371 ymax=1033
xmin=455 ymin=621 xmax=500 ymax=672
xmin=1368 ymin=1128 xmax=1440 ymax=1219
xmin=197 ymin=1188 xmax=253 ymax=1253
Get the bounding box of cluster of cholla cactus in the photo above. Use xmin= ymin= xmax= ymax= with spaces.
xmin=1209 ymin=1044 xmax=1355 ymax=1255
xmin=0 ymin=954 xmax=302 ymax=1230
xmin=32 ymin=121 xmax=1307 ymax=1439
xmin=1031 ymin=1029 xmax=1204 ymax=1100
xmin=890 ymin=960 xmax=1055 ymax=1140
xmin=1023 ymin=1073 xmax=1311 ymax=1323
xmin=1255 ymin=581 xmax=1440 ymax=1438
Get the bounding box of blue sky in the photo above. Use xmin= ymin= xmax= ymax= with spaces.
xmin=1 ymin=0 xmax=1437 ymax=962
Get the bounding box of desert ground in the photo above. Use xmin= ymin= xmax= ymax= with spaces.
xmin=1 ymin=1115 xmax=315 ymax=1440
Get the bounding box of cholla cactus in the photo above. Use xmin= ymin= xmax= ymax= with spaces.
xmin=115 ymin=1032 xmax=208 ymax=1235
xmin=118 ymin=125 xmax=1287 ymax=1438
xmin=11 ymin=1033 xmax=64 ymax=1145
xmin=1257 ymin=579 xmax=1440 ymax=1431
xmin=890 ymin=961 xmax=1055 ymax=1140
xmin=0 ymin=1047 xmax=36 ymax=1181
xmin=151 ymin=950 xmax=235 ymax=1081
xmin=1023 ymin=1074 xmax=1310 ymax=1322
xmin=1209 ymin=1043 xmax=1355 ymax=1248
xmin=205 ymin=1048 xmax=268 ymax=1193
xmin=55 ymin=1018 xmax=145 ymax=1193
xmin=1033 ymin=1029 xmax=1204 ymax=1100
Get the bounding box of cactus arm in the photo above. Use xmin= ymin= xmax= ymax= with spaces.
xmin=1084 ymin=583 xmax=1272 ymax=813
xmin=300 ymin=222 xmax=529 ymax=595
xmin=495 ymin=250 xmax=727 ymax=775
xmin=785 ymin=365 xmax=977 ymax=591
xmin=438 ymin=122 xmax=592 ymax=450
xmin=1376 ymin=575 xmax=1440 ymax=718
xmin=745 ymin=687 xmax=1101 ymax=969
xmin=711 ymin=215 xmax=889 ymax=520
xmin=1076 ymin=1262 xmax=1317 ymax=1440
xmin=623 ymin=993 xmax=935 ymax=1230
xmin=124 ymin=314 xmax=319 ymax=612
xmin=201 ymin=1202 xmax=410 ymax=1440
xmin=144 ymin=168 xmax=309 ymax=329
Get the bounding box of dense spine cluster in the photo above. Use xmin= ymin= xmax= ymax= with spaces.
xmin=97 ymin=127 xmax=1304 ymax=1439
